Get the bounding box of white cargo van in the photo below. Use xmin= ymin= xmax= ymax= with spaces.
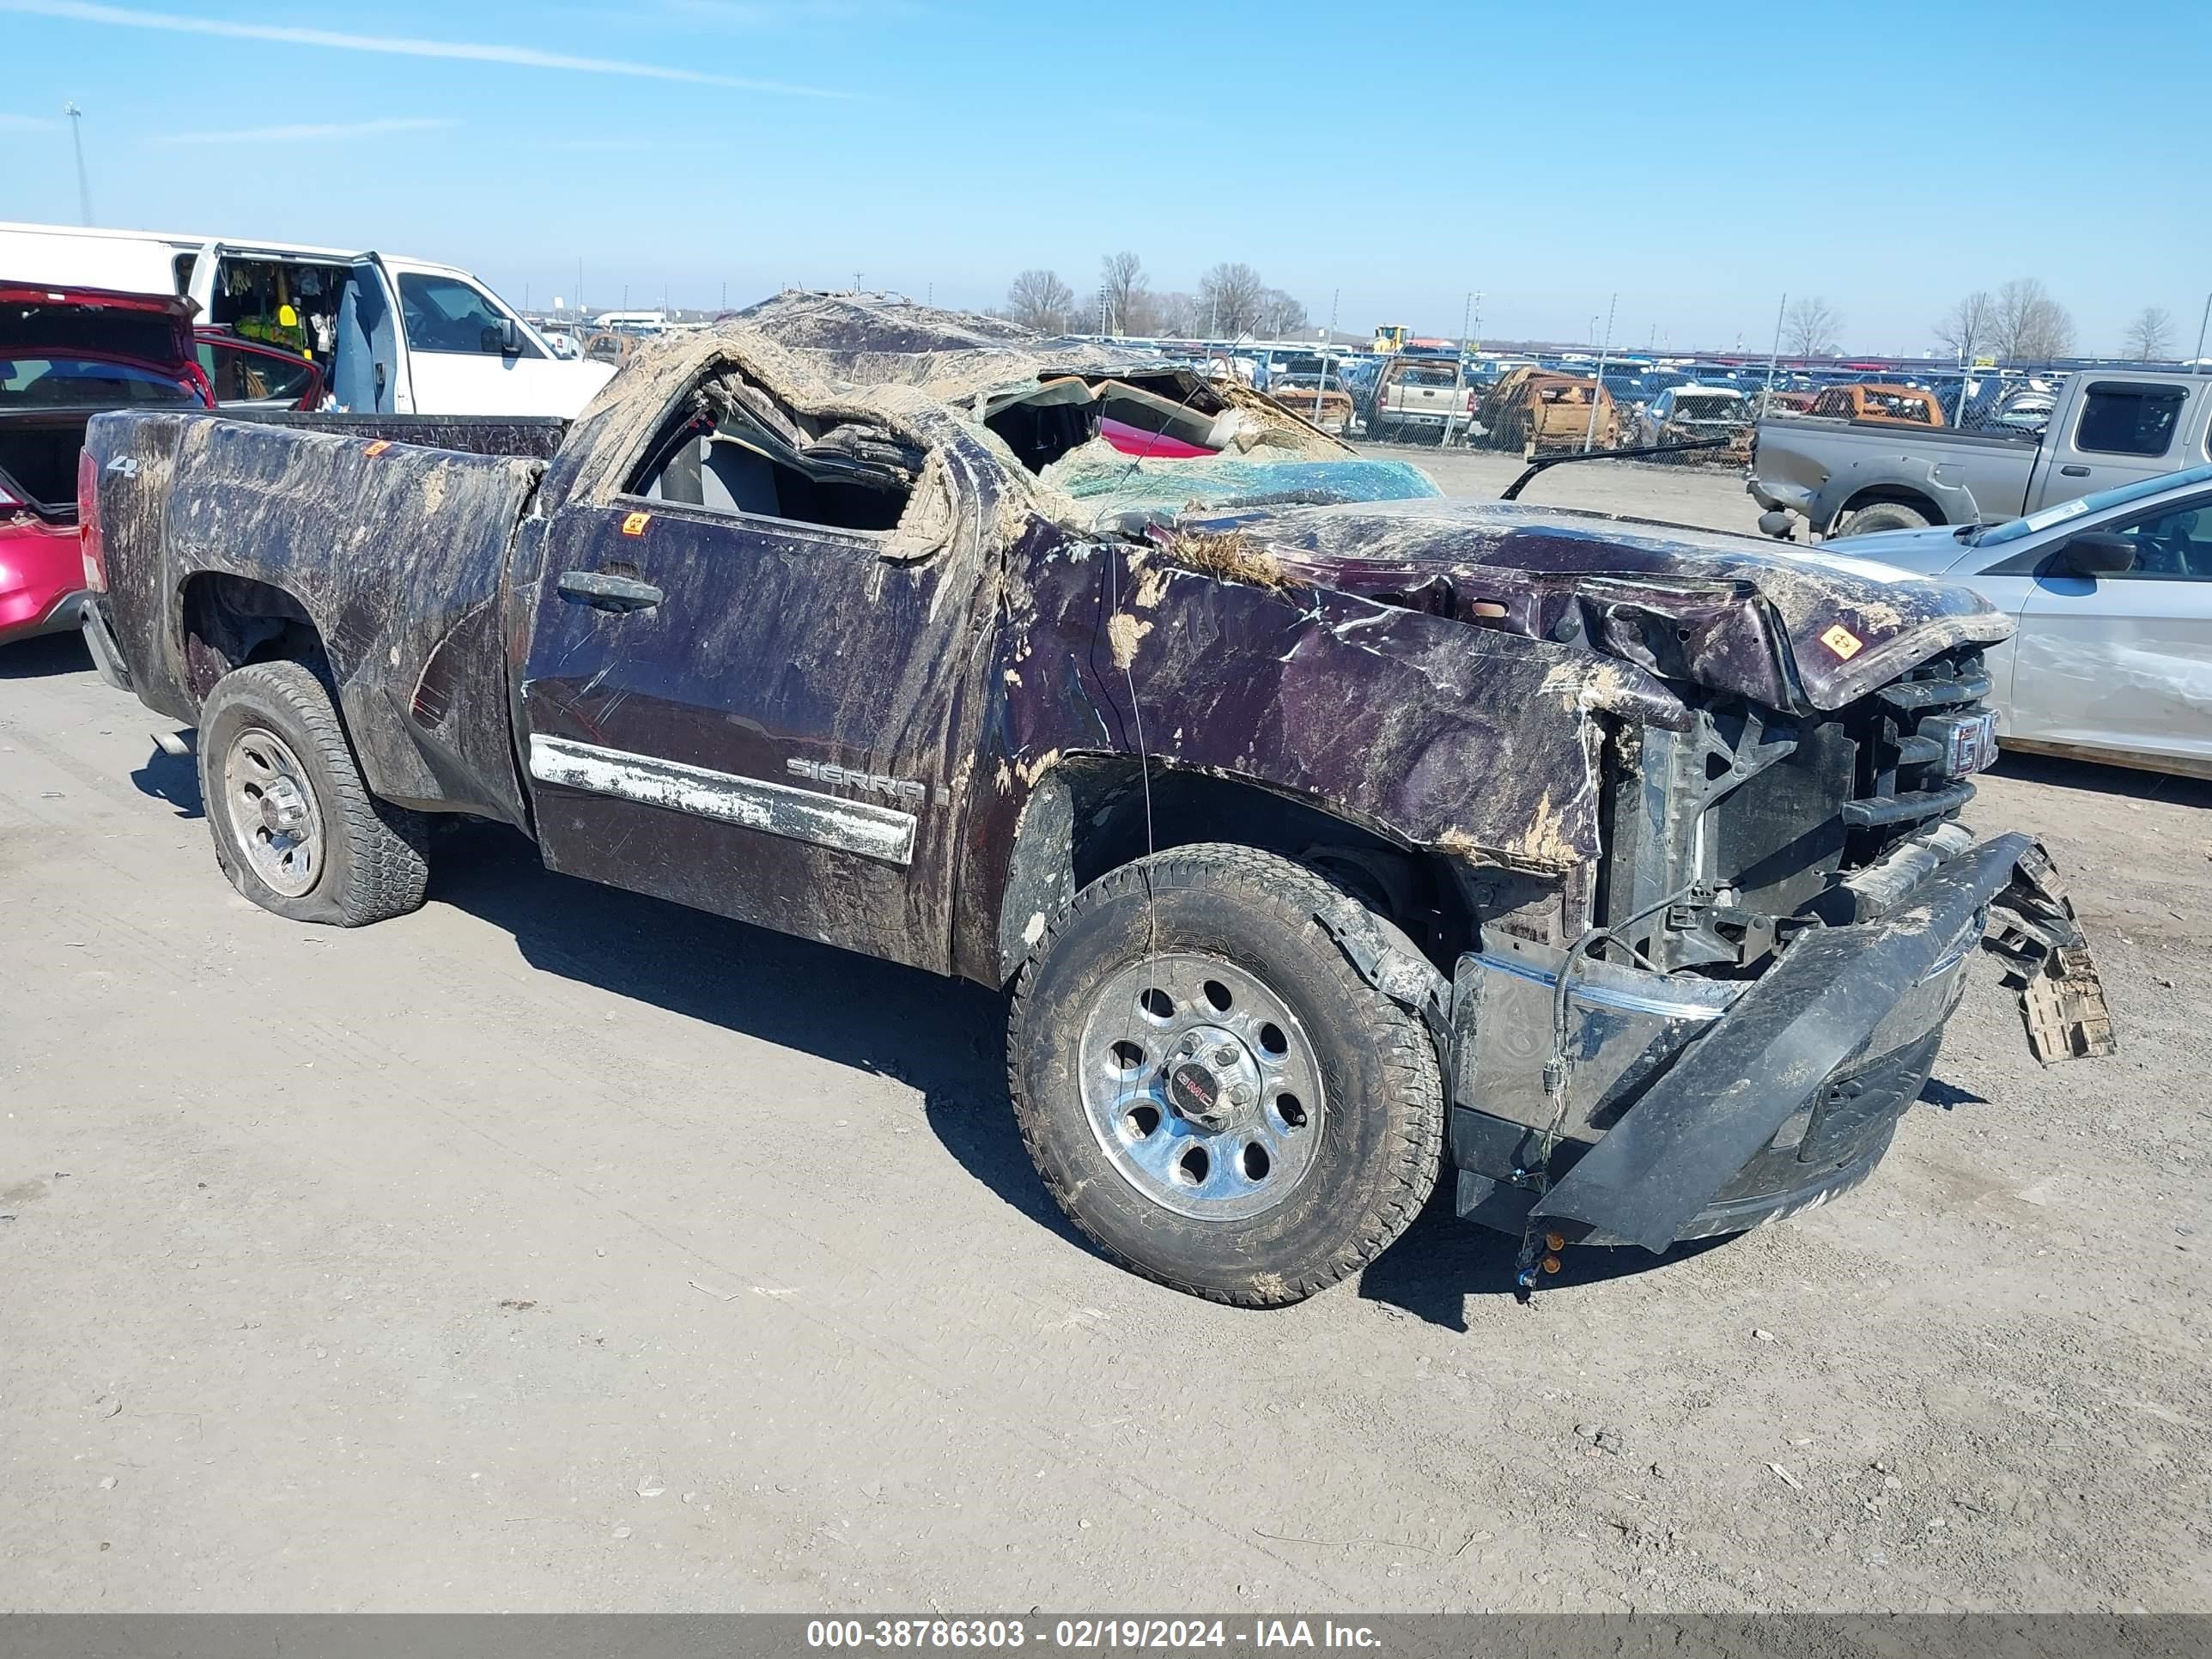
xmin=0 ymin=223 xmax=612 ymax=418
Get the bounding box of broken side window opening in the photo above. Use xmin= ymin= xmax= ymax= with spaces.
xmin=629 ymin=370 xmax=918 ymax=536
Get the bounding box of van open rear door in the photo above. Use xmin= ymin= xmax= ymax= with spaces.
xmin=332 ymin=254 xmax=410 ymax=415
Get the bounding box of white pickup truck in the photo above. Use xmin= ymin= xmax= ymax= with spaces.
xmin=1748 ymin=368 xmax=2212 ymax=538
xmin=0 ymin=223 xmax=611 ymax=419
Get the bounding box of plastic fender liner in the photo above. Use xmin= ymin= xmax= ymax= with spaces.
xmin=1530 ymin=831 xmax=2033 ymax=1253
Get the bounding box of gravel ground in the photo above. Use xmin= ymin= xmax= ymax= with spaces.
xmin=1 ymin=455 xmax=2204 ymax=1613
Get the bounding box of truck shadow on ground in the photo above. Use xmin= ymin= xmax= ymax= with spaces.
xmin=131 ymin=744 xmax=203 ymax=817
xmin=426 ymin=826 xmax=1087 ymax=1250
xmin=421 ymin=830 xmax=1758 ymax=1329
xmin=0 ymin=635 xmax=93 ymax=680
xmin=103 ymin=778 xmax=1802 ymax=1330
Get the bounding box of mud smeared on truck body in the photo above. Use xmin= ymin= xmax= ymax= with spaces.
xmin=80 ymin=293 xmax=2105 ymax=1276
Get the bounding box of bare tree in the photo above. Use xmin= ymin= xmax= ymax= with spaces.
xmin=1099 ymin=252 xmax=1155 ymax=337
xmin=1197 ymin=262 xmax=1269 ymax=337
xmin=1991 ymin=279 xmax=2075 ymax=363
xmin=1783 ymin=296 xmax=1843 ymax=357
xmin=1933 ymin=290 xmax=1998 ymax=365
xmin=1260 ymin=288 xmax=1310 ymax=337
xmin=2124 ymin=305 xmax=2174 ymax=362
xmin=1006 ymin=269 xmax=1075 ymax=334
xmin=1152 ymin=290 xmax=1200 ymax=337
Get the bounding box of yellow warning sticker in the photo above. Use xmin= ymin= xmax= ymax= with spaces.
xmin=1820 ymin=623 xmax=1864 ymax=660
xmin=362 ymin=440 xmax=391 ymax=458
xmin=620 ymin=511 xmax=652 ymax=537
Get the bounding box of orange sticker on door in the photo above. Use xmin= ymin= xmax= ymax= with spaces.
xmin=1820 ymin=623 xmax=1864 ymax=660
xmin=620 ymin=511 xmax=652 ymax=537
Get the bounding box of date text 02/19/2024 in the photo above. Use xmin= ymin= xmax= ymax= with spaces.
xmin=804 ymin=1620 xmax=1384 ymax=1650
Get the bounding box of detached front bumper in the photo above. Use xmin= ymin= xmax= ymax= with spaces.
xmin=1449 ymin=831 xmax=2035 ymax=1254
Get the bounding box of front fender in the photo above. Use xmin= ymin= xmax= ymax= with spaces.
xmin=951 ymin=535 xmax=1683 ymax=983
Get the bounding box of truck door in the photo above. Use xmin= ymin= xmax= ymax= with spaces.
xmin=2029 ymin=380 xmax=2196 ymax=508
xmin=2008 ymin=484 xmax=2212 ymax=772
xmin=516 ymin=374 xmax=997 ymax=972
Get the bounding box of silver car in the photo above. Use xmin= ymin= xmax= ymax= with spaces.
xmin=1829 ymin=462 xmax=2212 ymax=778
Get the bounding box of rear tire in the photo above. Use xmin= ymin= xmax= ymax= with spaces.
xmin=1006 ymin=844 xmax=1444 ymax=1307
xmin=1839 ymin=501 xmax=1933 ymax=535
xmin=198 ymin=660 xmax=429 ymax=927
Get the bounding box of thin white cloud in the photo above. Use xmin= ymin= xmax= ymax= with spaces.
xmin=0 ymin=1 xmax=853 ymax=98
xmin=0 ymin=112 xmax=58 ymax=130
xmin=665 ymin=0 xmax=921 ymax=23
xmin=156 ymin=116 xmax=460 ymax=146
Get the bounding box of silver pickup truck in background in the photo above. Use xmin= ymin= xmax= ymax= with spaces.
xmin=1749 ymin=369 xmax=2212 ymax=538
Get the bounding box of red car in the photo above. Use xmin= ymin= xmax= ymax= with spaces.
xmin=1 ymin=283 xmax=217 ymax=647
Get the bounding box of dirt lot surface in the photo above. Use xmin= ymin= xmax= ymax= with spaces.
xmin=3 ymin=455 xmax=2206 ymax=1613
xmin=1363 ymin=442 xmax=1771 ymax=535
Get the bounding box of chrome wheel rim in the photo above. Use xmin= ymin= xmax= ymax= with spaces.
xmin=222 ymin=725 xmax=324 ymax=898
xmin=1078 ymin=951 xmax=1326 ymax=1222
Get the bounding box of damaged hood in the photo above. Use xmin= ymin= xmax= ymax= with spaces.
xmin=1185 ymin=499 xmax=2012 ymax=712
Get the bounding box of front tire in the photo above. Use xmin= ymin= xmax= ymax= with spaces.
xmin=198 ymin=660 xmax=429 ymax=927
xmin=1007 ymin=844 xmax=1444 ymax=1307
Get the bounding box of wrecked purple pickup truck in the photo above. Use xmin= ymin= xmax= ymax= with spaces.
xmin=76 ymin=295 xmax=2108 ymax=1305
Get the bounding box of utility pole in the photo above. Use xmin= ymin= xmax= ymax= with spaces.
xmin=720 ymin=280 xmax=727 ymax=313
xmin=1581 ymin=292 xmax=1617 ymax=453
xmin=577 ymin=258 xmax=584 ymax=322
xmin=1759 ymin=293 xmax=1787 ymax=419
xmin=1313 ymin=287 xmax=1338 ymax=428
xmin=64 ymin=103 xmax=93 ymax=226
xmin=2196 ymin=290 xmax=2211 ymax=374
xmin=1442 ymin=290 xmax=1474 ymax=447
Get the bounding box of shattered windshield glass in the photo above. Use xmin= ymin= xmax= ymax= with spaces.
xmin=1042 ymin=444 xmax=1440 ymax=522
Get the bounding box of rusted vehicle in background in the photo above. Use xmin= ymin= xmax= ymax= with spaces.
xmin=1807 ymin=382 xmax=1947 ymax=427
xmin=1265 ymin=356 xmax=1356 ymax=438
xmin=1475 ymin=365 xmax=1620 ymax=453
xmin=76 ymin=295 xmax=2103 ymax=1307
xmin=1633 ymin=385 xmax=1753 ymax=462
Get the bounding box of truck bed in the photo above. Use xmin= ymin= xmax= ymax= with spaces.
xmin=1751 ymin=411 xmax=2039 ymax=531
xmin=83 ymin=410 xmax=550 ymax=829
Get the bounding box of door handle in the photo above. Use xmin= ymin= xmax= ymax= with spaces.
xmin=2059 ymin=464 xmax=2090 ymax=477
xmin=557 ymin=570 xmax=663 ymax=612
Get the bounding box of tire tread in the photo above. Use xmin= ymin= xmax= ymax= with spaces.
xmin=198 ymin=660 xmax=428 ymax=927
xmin=1006 ymin=842 xmax=1444 ymax=1308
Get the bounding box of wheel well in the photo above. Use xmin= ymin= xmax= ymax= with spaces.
xmin=1833 ymin=485 xmax=1941 ymax=530
xmin=179 ymin=573 xmax=325 ymax=702
xmin=1000 ymin=756 xmax=1479 ymax=982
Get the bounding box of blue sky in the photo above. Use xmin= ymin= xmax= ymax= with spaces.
xmin=2 ymin=0 xmax=2206 ymax=355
